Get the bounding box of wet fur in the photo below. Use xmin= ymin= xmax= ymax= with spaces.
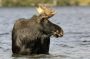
xmin=12 ymin=15 xmax=63 ymax=55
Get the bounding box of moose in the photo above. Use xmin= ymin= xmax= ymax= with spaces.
xmin=12 ymin=4 xmax=64 ymax=55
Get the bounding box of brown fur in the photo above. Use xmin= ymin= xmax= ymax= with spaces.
xmin=12 ymin=15 xmax=64 ymax=55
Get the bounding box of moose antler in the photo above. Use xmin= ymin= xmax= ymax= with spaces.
xmin=36 ymin=4 xmax=56 ymax=18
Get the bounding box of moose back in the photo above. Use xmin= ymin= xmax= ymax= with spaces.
xmin=12 ymin=15 xmax=64 ymax=55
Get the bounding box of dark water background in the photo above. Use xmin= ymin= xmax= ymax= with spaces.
xmin=0 ymin=7 xmax=90 ymax=59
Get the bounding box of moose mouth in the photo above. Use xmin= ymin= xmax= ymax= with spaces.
xmin=53 ymin=33 xmax=63 ymax=38
xmin=53 ymin=30 xmax=64 ymax=38
xmin=53 ymin=34 xmax=59 ymax=38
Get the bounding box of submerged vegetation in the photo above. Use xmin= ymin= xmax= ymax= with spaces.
xmin=0 ymin=0 xmax=90 ymax=7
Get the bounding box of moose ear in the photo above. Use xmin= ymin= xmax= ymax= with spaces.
xmin=37 ymin=15 xmax=48 ymax=23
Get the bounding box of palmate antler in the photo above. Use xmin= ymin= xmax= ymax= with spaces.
xmin=36 ymin=4 xmax=56 ymax=18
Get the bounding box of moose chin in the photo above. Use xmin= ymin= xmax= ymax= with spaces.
xmin=12 ymin=4 xmax=64 ymax=55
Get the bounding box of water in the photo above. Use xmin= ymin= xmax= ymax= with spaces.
xmin=0 ymin=7 xmax=90 ymax=59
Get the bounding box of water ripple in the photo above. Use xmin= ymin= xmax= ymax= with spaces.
xmin=0 ymin=33 xmax=10 ymax=36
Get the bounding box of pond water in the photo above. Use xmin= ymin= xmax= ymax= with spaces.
xmin=0 ymin=7 xmax=90 ymax=59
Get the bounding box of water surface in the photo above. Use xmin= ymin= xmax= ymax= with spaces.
xmin=0 ymin=7 xmax=90 ymax=59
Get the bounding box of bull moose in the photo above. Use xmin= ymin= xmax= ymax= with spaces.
xmin=12 ymin=4 xmax=64 ymax=55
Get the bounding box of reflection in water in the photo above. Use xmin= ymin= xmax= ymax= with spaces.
xmin=0 ymin=7 xmax=90 ymax=59
xmin=12 ymin=54 xmax=68 ymax=59
xmin=0 ymin=33 xmax=9 ymax=36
